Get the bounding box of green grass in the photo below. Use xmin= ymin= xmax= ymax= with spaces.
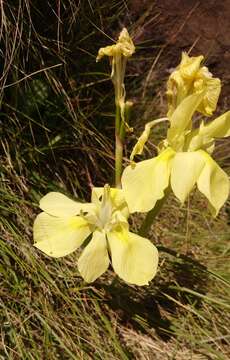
xmin=1 ymin=1 xmax=230 ymax=359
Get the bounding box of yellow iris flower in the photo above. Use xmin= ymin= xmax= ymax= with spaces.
xmin=167 ymin=52 xmax=221 ymax=117
xmin=33 ymin=185 xmax=158 ymax=286
xmin=122 ymin=91 xmax=230 ymax=216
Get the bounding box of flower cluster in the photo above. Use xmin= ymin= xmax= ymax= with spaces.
xmin=33 ymin=30 xmax=229 ymax=286
xmin=122 ymin=54 xmax=230 ymax=217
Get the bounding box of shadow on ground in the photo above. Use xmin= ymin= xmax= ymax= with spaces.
xmin=93 ymin=253 xmax=209 ymax=342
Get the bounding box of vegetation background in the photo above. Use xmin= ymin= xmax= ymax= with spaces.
xmin=1 ymin=0 xmax=230 ymax=359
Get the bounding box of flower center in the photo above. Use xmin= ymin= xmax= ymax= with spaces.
xmin=81 ymin=185 xmax=127 ymax=233
xmin=97 ymin=199 xmax=112 ymax=230
xmin=96 ymin=185 xmax=113 ymax=230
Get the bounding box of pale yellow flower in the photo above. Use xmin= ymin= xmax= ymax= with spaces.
xmin=34 ymin=185 xmax=158 ymax=286
xmin=122 ymin=92 xmax=230 ymax=216
xmin=167 ymin=52 xmax=221 ymax=117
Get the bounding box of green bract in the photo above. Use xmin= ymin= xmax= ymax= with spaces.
xmin=33 ymin=185 xmax=158 ymax=285
xmin=122 ymin=91 xmax=230 ymax=216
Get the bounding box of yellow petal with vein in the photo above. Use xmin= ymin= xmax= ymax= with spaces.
xmin=107 ymin=228 xmax=158 ymax=286
xmin=197 ymin=151 xmax=229 ymax=216
xmin=122 ymin=148 xmax=175 ymax=213
xmin=179 ymin=52 xmax=204 ymax=79
xmin=169 ymin=92 xmax=204 ymax=133
xmin=187 ymin=111 xmax=230 ymax=152
xmin=34 ymin=213 xmax=90 ymax=257
xmin=78 ymin=230 xmax=109 ymax=282
xmin=201 ymin=111 xmax=230 ymax=139
xmin=39 ymin=192 xmax=94 ymax=217
xmin=171 ymin=151 xmax=205 ymax=203
xmin=195 ymin=68 xmax=221 ymax=116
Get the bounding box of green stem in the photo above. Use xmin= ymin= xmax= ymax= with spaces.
xmin=138 ymin=189 xmax=170 ymax=237
xmin=119 ymin=101 xmax=132 ymax=140
xmin=115 ymin=105 xmax=123 ymax=188
xmin=115 ymin=102 xmax=132 ymax=187
xmin=119 ymin=112 xmax=125 ymax=142
xmin=115 ymin=102 xmax=120 ymax=131
xmin=115 ymin=134 xmax=123 ymax=188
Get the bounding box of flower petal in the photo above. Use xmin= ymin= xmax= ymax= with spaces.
xmin=167 ymin=53 xmax=220 ymax=117
xmin=78 ymin=230 xmax=109 ymax=282
xmin=196 ymin=74 xmax=221 ymax=116
xmin=34 ymin=213 xmax=91 ymax=257
xmin=122 ymin=148 xmax=175 ymax=213
xmin=201 ymin=111 xmax=230 ymax=139
xmin=130 ymin=118 xmax=169 ymax=161
xmin=168 ymin=92 xmax=204 ymax=135
xmin=197 ymin=151 xmax=229 ymax=216
xmin=107 ymin=228 xmax=158 ymax=286
xmin=39 ymin=192 xmax=94 ymax=217
xmin=187 ymin=111 xmax=230 ymax=152
xmin=171 ymin=151 xmax=205 ymax=203
xmin=179 ymin=52 xmax=204 ymax=79
xmin=166 ymin=53 xmax=204 ymax=117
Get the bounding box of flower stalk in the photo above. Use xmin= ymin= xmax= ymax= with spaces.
xmin=115 ymin=104 xmax=123 ymax=188
xmin=96 ymin=28 xmax=135 ymax=187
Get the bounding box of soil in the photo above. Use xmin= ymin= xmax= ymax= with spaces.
xmin=130 ymin=0 xmax=230 ymax=110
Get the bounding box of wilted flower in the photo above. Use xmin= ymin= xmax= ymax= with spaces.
xmin=96 ymin=28 xmax=135 ymax=113
xmin=167 ymin=52 xmax=221 ymax=117
xmin=96 ymin=28 xmax=135 ymax=62
xmin=34 ymin=185 xmax=158 ymax=286
xmin=122 ymin=92 xmax=230 ymax=216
